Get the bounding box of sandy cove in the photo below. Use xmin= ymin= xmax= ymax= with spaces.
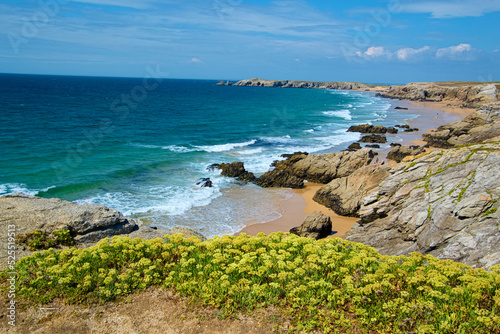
xmin=238 ymin=97 xmax=477 ymax=238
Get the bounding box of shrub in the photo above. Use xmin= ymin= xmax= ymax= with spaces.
xmin=2 ymin=233 xmax=499 ymax=333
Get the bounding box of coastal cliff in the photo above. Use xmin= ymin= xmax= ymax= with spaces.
xmin=346 ymin=143 xmax=500 ymax=268
xmin=233 ymin=78 xmax=373 ymax=90
xmin=379 ymin=81 xmax=499 ymax=108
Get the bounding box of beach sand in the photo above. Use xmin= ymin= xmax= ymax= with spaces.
xmin=238 ymin=182 xmax=357 ymax=238
xmin=237 ymin=97 xmax=477 ymax=238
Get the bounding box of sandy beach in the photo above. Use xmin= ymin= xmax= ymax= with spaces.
xmin=238 ymin=97 xmax=477 ymax=238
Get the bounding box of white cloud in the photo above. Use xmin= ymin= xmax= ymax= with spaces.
xmin=436 ymin=43 xmax=473 ymax=59
xmin=399 ymin=0 xmax=500 ymax=18
xmin=355 ymin=46 xmax=391 ymax=59
xmin=396 ymin=46 xmax=431 ymax=61
xmin=189 ymin=58 xmax=202 ymax=63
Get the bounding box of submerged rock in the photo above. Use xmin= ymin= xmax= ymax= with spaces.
xmin=195 ymin=178 xmax=213 ymax=187
xmin=347 ymin=143 xmax=500 ymax=269
xmin=290 ymin=211 xmax=332 ymax=240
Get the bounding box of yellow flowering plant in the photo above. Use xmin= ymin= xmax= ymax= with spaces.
xmin=1 ymin=233 xmax=499 ymax=333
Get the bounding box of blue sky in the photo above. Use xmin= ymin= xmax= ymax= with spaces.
xmin=1 ymin=0 xmax=499 ymax=84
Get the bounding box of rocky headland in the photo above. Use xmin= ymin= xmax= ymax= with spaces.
xmin=233 ymin=78 xmax=374 ymax=90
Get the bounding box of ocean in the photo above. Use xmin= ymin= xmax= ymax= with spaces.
xmin=0 ymin=74 xmax=417 ymax=237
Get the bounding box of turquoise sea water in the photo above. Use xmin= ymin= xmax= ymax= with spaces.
xmin=0 ymin=74 xmax=416 ymax=237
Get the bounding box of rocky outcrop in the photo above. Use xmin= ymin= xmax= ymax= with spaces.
xmin=359 ymin=134 xmax=387 ymax=144
xmin=233 ymin=78 xmax=372 ymax=90
xmin=0 ymin=194 xmax=138 ymax=243
xmin=347 ymin=124 xmax=398 ymax=134
xmin=346 ymin=143 xmax=500 ymax=269
xmin=380 ymin=82 xmax=499 ymax=108
xmin=216 ymin=80 xmax=232 ymax=86
xmin=290 ymin=211 xmax=332 ymax=240
xmin=313 ymin=163 xmax=392 ymax=217
xmin=217 ymin=162 xmax=256 ymax=182
xmin=423 ymin=107 xmax=500 ymax=148
xmin=387 ymin=145 xmax=425 ymax=163
xmin=256 ymin=149 xmax=375 ymax=187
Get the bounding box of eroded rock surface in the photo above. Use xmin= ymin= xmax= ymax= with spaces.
xmin=313 ymin=163 xmax=392 ymax=217
xmin=256 ymin=149 xmax=375 ymax=187
xmin=387 ymin=145 xmax=426 ymax=163
xmin=347 ymin=143 xmax=500 ymax=268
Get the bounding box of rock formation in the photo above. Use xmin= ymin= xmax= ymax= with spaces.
xmin=346 ymin=143 xmax=500 ymax=269
xmin=290 ymin=211 xmax=332 ymax=239
xmin=217 ymin=162 xmax=256 ymax=182
xmin=347 ymin=124 xmax=398 ymax=134
xmin=423 ymin=106 xmax=500 ymax=148
xmin=255 ymin=149 xmax=375 ymax=187
xmin=233 ymin=78 xmax=372 ymax=90
xmin=0 ymin=193 xmax=138 ymax=244
xmin=313 ymin=163 xmax=392 ymax=217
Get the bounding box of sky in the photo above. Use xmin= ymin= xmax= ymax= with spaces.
xmin=1 ymin=0 xmax=499 ymax=84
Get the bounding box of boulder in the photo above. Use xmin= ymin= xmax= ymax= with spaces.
xmin=218 ymin=162 xmax=256 ymax=181
xmin=346 ymin=143 xmax=500 ymax=269
xmin=290 ymin=211 xmax=332 ymax=240
xmin=313 ymin=163 xmax=392 ymax=217
xmin=359 ymin=134 xmax=387 ymax=143
xmin=347 ymin=142 xmax=362 ymax=150
xmin=387 ymin=145 xmax=425 ymax=163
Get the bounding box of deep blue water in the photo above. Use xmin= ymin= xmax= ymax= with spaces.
xmin=0 ymin=73 xmax=415 ymax=237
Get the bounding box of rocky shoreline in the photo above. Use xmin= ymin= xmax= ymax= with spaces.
xmin=2 ymin=81 xmax=500 ymax=270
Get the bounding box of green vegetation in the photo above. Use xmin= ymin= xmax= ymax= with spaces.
xmin=2 ymin=233 xmax=499 ymax=333
xmin=15 ymin=229 xmax=74 ymax=251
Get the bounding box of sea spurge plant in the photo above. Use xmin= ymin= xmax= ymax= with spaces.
xmin=2 ymin=232 xmax=499 ymax=333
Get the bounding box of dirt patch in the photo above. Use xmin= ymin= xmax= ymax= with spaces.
xmin=0 ymin=288 xmax=298 ymax=334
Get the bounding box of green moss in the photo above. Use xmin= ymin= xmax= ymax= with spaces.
xmin=16 ymin=229 xmax=74 ymax=251
xmin=482 ymin=207 xmax=498 ymax=217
